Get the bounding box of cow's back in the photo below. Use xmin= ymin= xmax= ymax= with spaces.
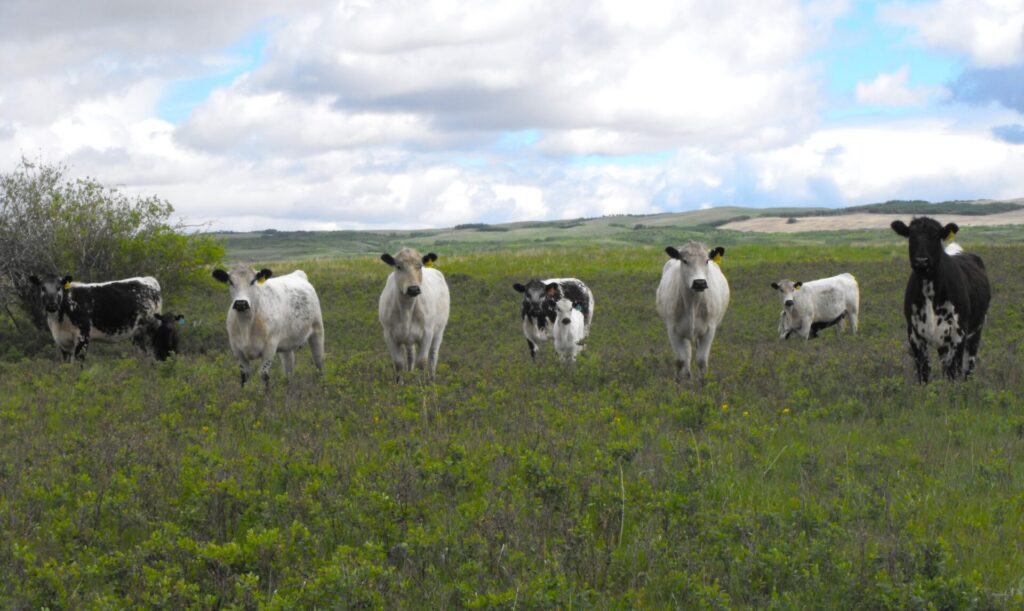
xmin=75 ymin=277 xmax=162 ymax=340
xmin=421 ymin=268 xmax=451 ymax=332
xmin=951 ymin=252 xmax=990 ymax=331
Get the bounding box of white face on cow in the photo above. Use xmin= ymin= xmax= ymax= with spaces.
xmin=29 ymin=274 xmax=73 ymax=313
xmin=212 ymin=265 xmax=272 ymax=313
xmin=381 ymin=248 xmax=437 ymax=298
xmin=555 ymin=298 xmax=576 ymax=325
xmin=770 ymin=279 xmax=803 ymax=308
xmin=665 ymin=242 xmax=725 ymax=292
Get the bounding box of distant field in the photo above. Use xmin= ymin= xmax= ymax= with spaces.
xmin=2 ymin=238 xmax=1022 ymax=607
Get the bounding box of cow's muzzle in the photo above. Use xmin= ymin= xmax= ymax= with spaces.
xmin=406 ymin=286 xmax=421 ymax=297
xmin=912 ymin=257 xmax=931 ymax=272
xmin=691 ymin=279 xmax=708 ymax=291
xmin=561 ymin=318 xmax=571 ymax=325
xmin=232 ymin=300 xmax=251 ymax=312
xmin=784 ymin=299 xmax=794 ymax=307
xmin=44 ymin=304 xmax=59 ymax=313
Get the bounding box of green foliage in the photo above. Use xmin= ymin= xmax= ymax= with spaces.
xmin=1 ymin=242 xmax=1023 ymax=607
xmin=0 ymin=157 xmax=224 ymax=327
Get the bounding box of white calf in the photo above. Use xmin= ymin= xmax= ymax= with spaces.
xmin=771 ymin=273 xmax=859 ymax=340
xmin=656 ymin=242 xmax=730 ymax=382
xmin=552 ymin=298 xmax=586 ymax=363
xmin=379 ymin=248 xmax=450 ymax=380
xmin=212 ymin=265 xmax=325 ymax=389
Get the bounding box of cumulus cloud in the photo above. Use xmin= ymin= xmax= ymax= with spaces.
xmin=855 ymin=66 xmax=948 ymax=106
xmin=880 ymin=0 xmax=1024 ymax=68
xmin=949 ymin=65 xmax=1024 ymax=112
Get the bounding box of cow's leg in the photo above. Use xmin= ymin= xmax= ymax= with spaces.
xmin=310 ymin=323 xmax=326 ymax=372
xmin=238 ymin=356 xmax=251 ymax=388
xmin=526 ymin=338 xmax=538 ymax=360
xmin=427 ymin=329 xmax=445 ymax=378
xmin=848 ymin=307 xmax=859 ymax=335
xmin=280 ymin=350 xmax=296 ymax=377
xmin=73 ymin=329 xmax=90 ymax=364
xmin=939 ymin=339 xmax=966 ymax=381
xmin=414 ymin=333 xmax=432 ymax=372
xmin=963 ymin=329 xmax=983 ymax=379
xmin=695 ymin=327 xmax=717 ymax=380
xmin=59 ymin=346 xmax=73 ymax=363
xmin=257 ymin=351 xmax=276 ymax=391
xmin=669 ymin=332 xmax=692 ymax=381
xmin=908 ymin=328 xmax=930 ymax=383
xmin=799 ymin=319 xmax=813 ymax=341
xmin=384 ymin=334 xmax=406 ymax=381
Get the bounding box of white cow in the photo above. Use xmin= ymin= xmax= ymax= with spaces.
xmin=379 ymin=248 xmax=450 ymax=381
xmin=656 ymin=242 xmax=730 ymax=382
xmin=771 ymin=273 xmax=859 ymax=340
xmin=212 ymin=265 xmax=325 ymax=389
xmin=552 ymin=297 xmax=586 ymax=363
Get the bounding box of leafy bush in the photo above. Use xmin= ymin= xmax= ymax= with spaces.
xmin=0 ymin=157 xmax=223 ymax=328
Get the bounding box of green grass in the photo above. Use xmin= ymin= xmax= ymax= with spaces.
xmin=1 ymin=239 xmax=1023 ymax=607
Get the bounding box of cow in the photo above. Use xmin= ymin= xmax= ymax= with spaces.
xmin=771 ymin=273 xmax=859 ymax=340
xmin=28 ymin=274 xmax=162 ymax=363
xmin=379 ymin=248 xmax=450 ymax=381
xmin=512 ymin=278 xmax=593 ymax=360
xmin=656 ymin=242 xmax=730 ymax=382
xmin=552 ymin=297 xmax=586 ymax=363
xmin=145 ymin=312 xmax=185 ymax=361
xmin=891 ymin=217 xmax=990 ymax=382
xmin=212 ymin=265 xmax=325 ymax=389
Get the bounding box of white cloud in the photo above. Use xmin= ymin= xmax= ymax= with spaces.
xmin=881 ymin=0 xmax=1024 ymax=67
xmin=855 ymin=66 xmax=949 ymax=106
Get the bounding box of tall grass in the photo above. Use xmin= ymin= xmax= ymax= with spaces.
xmin=1 ymin=242 xmax=1022 ymax=607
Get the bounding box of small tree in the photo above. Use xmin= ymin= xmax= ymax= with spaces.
xmin=0 ymin=157 xmax=224 ymax=329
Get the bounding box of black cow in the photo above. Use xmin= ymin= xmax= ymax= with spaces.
xmin=512 ymin=278 xmax=594 ymax=359
xmin=28 ymin=274 xmax=163 ymax=363
xmin=891 ymin=217 xmax=990 ymax=382
xmin=146 ymin=312 xmax=185 ymax=361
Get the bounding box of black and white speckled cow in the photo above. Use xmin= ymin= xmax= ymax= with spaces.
xmin=891 ymin=217 xmax=991 ymax=383
xmin=28 ymin=274 xmax=162 ymax=363
xmin=512 ymin=278 xmax=593 ymax=360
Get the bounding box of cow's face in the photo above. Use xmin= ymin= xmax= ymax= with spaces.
xmin=555 ymin=298 xmax=576 ymax=326
xmin=28 ymin=274 xmax=72 ymax=313
xmin=148 ymin=312 xmax=184 ymax=360
xmin=513 ymin=280 xmax=559 ymax=327
xmin=770 ymin=280 xmax=803 ymax=308
xmin=891 ymin=217 xmax=957 ymax=275
xmin=381 ymin=248 xmax=436 ymax=298
xmin=665 ymin=243 xmax=725 ymax=293
xmin=212 ymin=266 xmax=272 ymax=312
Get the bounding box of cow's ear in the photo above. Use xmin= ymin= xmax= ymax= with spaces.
xmin=665 ymin=246 xmax=680 ymax=259
xmin=513 ymin=283 xmax=526 ymax=293
xmin=710 ymin=246 xmax=724 ymax=264
xmin=891 ymin=220 xmax=910 ymax=237
xmin=257 ymin=268 xmax=272 ymax=284
xmin=381 ymin=254 xmax=395 ymax=266
xmin=28 ymin=275 xmax=40 ymax=286
xmin=794 ymin=281 xmax=803 ymax=290
xmin=770 ymin=281 xmax=780 ymax=290
xmin=942 ymin=223 xmax=958 ymax=242
xmin=422 ymin=252 xmax=438 ymax=267
xmin=212 ymin=269 xmax=230 ymax=283
xmin=545 ymin=283 xmax=560 ymax=298
xmin=61 ymin=276 xmax=72 ymax=289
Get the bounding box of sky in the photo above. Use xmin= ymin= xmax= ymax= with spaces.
xmin=1 ymin=0 xmax=1023 ymax=231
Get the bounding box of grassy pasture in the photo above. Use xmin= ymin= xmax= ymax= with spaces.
xmin=1 ymin=236 xmax=1023 ymax=608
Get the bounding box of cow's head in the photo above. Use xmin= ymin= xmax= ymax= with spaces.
xmin=28 ymin=274 xmax=72 ymax=313
xmin=665 ymin=243 xmax=725 ymax=292
xmin=891 ymin=217 xmax=957 ymax=275
xmin=555 ymin=298 xmax=576 ymax=326
xmin=770 ymin=280 xmax=803 ymax=308
xmin=212 ymin=265 xmax=272 ymax=312
xmin=513 ymin=280 xmax=559 ymax=327
xmin=147 ymin=312 xmax=185 ymax=360
xmin=381 ymin=248 xmax=436 ymax=298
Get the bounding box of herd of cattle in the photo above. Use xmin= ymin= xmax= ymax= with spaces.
xmin=27 ymin=216 xmax=991 ymax=387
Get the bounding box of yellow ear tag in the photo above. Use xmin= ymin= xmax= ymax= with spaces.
xmin=712 ymin=254 xmax=722 ymax=265
xmin=257 ymin=276 xmax=266 ymax=285
xmin=795 ymin=285 xmax=801 ymax=290
xmin=424 ymin=260 xmax=434 ymax=268
xmin=63 ymin=282 xmax=71 ymax=290
xmin=944 ymin=231 xmax=956 ymax=243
